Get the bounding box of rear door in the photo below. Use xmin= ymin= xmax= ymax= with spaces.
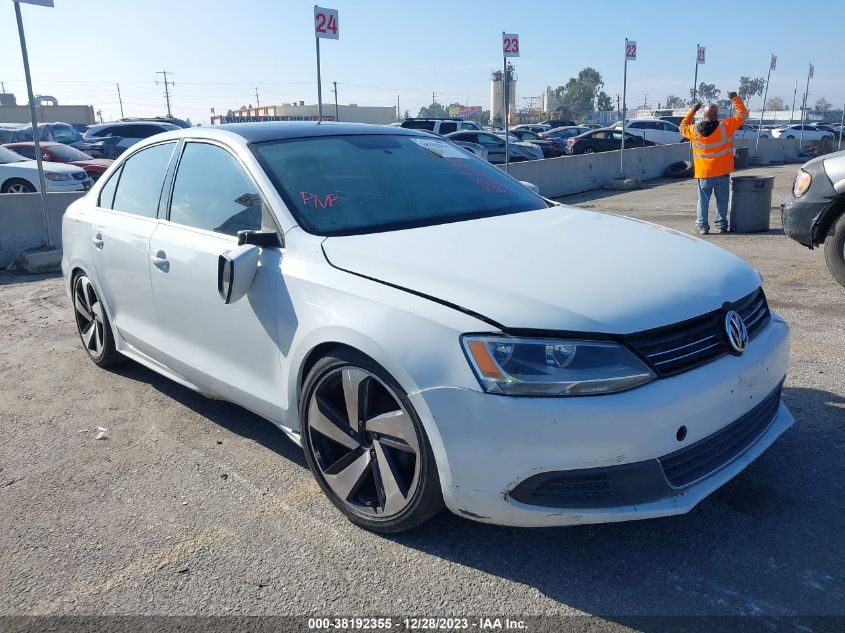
xmin=88 ymin=140 xmax=178 ymax=357
xmin=148 ymin=140 xmax=284 ymax=420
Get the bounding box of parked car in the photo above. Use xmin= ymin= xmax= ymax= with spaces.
xmin=506 ymin=129 xmax=563 ymax=158
xmin=83 ymin=121 xmax=181 ymax=156
xmin=444 ymin=130 xmax=543 ymax=162
xmin=539 ymin=118 xmax=576 ymax=128
xmin=658 ymin=116 xmax=685 ymax=127
xmin=782 ymin=149 xmax=845 ymax=287
xmin=580 ymin=123 xmax=603 ymax=130
xmin=62 ymin=121 xmax=792 ymax=532
xmin=513 ymin=124 xmax=551 ymax=134
xmin=733 ymin=124 xmax=771 ymax=140
xmin=807 ymin=124 xmax=838 ymax=135
xmin=3 ymin=141 xmax=114 ymax=182
xmin=539 ymin=125 xmax=591 ymax=141
xmin=0 ymin=146 xmax=90 ymax=193
xmin=400 ymin=118 xmax=482 ymax=135
xmin=611 ymin=119 xmax=683 ymax=144
xmin=119 ymin=116 xmax=191 ymax=129
xmin=0 ymin=121 xmax=114 ymax=158
xmin=566 ymin=128 xmax=656 ymax=154
xmin=451 ymin=141 xmax=489 ymax=161
xmin=771 ymin=125 xmax=834 ymax=140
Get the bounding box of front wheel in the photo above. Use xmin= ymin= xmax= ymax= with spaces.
xmin=823 ymin=213 xmax=845 ymax=287
xmin=2 ymin=178 xmax=35 ymax=193
xmin=582 ymin=146 xmax=596 ymax=154
xmin=300 ymin=349 xmax=443 ymax=533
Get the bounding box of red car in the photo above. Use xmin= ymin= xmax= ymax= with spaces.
xmin=2 ymin=141 xmax=113 ymax=182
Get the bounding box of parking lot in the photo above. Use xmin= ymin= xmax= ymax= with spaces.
xmin=1 ymin=164 xmax=843 ymax=626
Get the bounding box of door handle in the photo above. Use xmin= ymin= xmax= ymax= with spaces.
xmin=150 ymin=250 xmax=169 ymax=272
xmin=92 ymin=233 xmax=104 ymax=249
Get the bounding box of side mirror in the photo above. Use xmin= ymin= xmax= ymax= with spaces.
xmin=520 ymin=181 xmax=540 ymax=195
xmin=217 ymin=244 xmax=260 ymax=304
xmin=237 ymin=229 xmax=282 ymax=248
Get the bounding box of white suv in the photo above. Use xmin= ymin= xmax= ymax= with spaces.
xmin=400 ymin=119 xmax=482 ymax=135
xmin=613 ymin=119 xmax=683 ymax=144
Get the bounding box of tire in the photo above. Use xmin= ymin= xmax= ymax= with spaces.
xmin=1 ymin=178 xmax=36 ymax=194
xmin=823 ymin=212 xmax=845 ymax=288
xmin=72 ymin=271 xmax=122 ymax=367
xmin=582 ymin=147 xmax=596 ymax=154
xmin=300 ymin=348 xmax=443 ymax=533
xmin=665 ymin=160 xmax=694 ymax=178
xmin=785 ymin=135 xmax=795 ymax=139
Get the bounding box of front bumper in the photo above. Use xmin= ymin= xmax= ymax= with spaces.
xmin=781 ymin=163 xmax=838 ymax=247
xmin=45 ymin=180 xmax=87 ymax=193
xmin=410 ymin=315 xmax=791 ymax=527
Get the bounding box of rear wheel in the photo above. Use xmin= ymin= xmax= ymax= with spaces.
xmin=2 ymin=178 xmax=35 ymax=193
xmin=582 ymin=146 xmax=596 ymax=154
xmin=72 ymin=272 xmax=121 ymax=367
xmin=823 ymin=213 xmax=845 ymax=288
xmin=300 ymin=349 xmax=443 ymax=533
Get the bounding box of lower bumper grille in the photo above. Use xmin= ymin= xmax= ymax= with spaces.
xmin=659 ymin=382 xmax=783 ymax=487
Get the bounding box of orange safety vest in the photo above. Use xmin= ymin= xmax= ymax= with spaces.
xmin=680 ymin=95 xmax=748 ymax=179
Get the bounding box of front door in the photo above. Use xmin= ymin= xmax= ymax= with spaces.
xmin=148 ymin=140 xmax=284 ymax=421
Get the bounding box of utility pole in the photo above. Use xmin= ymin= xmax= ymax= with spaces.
xmin=616 ymin=94 xmax=620 ymax=118
xmin=254 ymin=86 xmax=260 ymax=109
xmin=789 ymin=80 xmax=798 ymax=126
xmin=799 ymin=64 xmax=813 ymax=152
xmin=156 ymin=71 xmax=174 ymax=117
xmin=1 ymin=81 xmax=5 ymax=94
xmin=643 ymin=93 xmax=648 ymax=108
xmin=116 ymin=83 xmax=124 ymax=119
xmin=96 ymin=109 xmax=103 ymax=123
xmin=332 ymin=81 xmax=339 ymax=121
xmin=432 ymin=91 xmax=436 ymax=105
xmin=397 ymin=93 xmax=400 ymax=122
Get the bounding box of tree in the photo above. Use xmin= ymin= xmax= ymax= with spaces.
xmin=690 ymin=82 xmax=720 ymax=103
xmin=479 ymin=109 xmax=490 ymax=125
xmin=766 ymin=96 xmax=784 ymax=111
xmin=665 ymin=94 xmax=685 ymax=109
xmin=815 ymin=97 xmax=831 ymax=111
xmin=596 ymin=91 xmax=613 ymax=111
xmin=417 ymin=102 xmax=448 ymax=118
xmin=553 ymin=67 xmax=605 ymax=118
xmin=737 ymin=76 xmax=765 ymax=107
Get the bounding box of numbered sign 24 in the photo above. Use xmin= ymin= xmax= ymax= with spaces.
xmin=625 ymin=40 xmax=637 ymax=61
xmin=314 ymin=6 xmax=338 ymax=40
xmin=503 ymin=33 xmax=520 ymax=58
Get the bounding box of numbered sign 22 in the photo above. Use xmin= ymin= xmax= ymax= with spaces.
xmin=314 ymin=6 xmax=338 ymax=40
xmin=625 ymin=40 xmax=637 ymax=61
xmin=503 ymin=33 xmax=520 ymax=58
xmin=697 ymin=46 xmax=705 ymax=64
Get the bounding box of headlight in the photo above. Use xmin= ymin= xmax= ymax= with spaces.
xmin=462 ymin=335 xmax=656 ymax=396
xmin=45 ymin=172 xmax=72 ymax=181
xmin=792 ymin=170 xmax=812 ymax=197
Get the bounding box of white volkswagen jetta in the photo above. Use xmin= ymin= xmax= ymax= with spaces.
xmin=62 ymin=122 xmax=792 ymax=532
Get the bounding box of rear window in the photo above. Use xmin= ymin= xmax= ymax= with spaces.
xmin=400 ymin=120 xmax=436 ymax=131
xmin=252 ymin=134 xmax=544 ymax=236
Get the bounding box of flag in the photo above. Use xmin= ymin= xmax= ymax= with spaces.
xmin=809 ymin=64 xmax=814 ymax=78
xmin=770 ymin=54 xmax=777 ymax=70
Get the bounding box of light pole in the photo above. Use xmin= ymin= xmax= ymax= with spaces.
xmin=13 ymin=0 xmax=54 ymax=249
xmin=798 ymin=64 xmax=813 ymax=153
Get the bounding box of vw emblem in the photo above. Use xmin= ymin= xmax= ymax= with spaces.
xmin=725 ymin=310 xmax=749 ymax=353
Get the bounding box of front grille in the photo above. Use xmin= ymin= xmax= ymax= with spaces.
xmin=72 ymin=171 xmax=88 ymax=181
xmin=659 ymin=382 xmax=783 ymax=487
xmin=625 ymin=288 xmax=770 ymax=378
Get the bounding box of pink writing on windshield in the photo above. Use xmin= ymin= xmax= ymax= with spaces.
xmin=300 ymin=192 xmax=340 ymax=208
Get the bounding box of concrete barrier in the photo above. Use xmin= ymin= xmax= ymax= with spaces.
xmin=0 ymin=192 xmax=84 ymax=267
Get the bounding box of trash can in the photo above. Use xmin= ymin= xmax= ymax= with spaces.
xmin=729 ymin=175 xmax=774 ymax=232
xmin=734 ymin=147 xmax=749 ymax=169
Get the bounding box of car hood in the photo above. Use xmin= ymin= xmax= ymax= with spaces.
xmin=4 ymin=160 xmax=84 ymax=175
xmin=321 ymin=206 xmax=762 ymax=333
xmin=69 ymin=158 xmax=112 ymax=169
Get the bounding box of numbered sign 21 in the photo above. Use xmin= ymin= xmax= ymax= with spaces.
xmin=625 ymin=40 xmax=637 ymax=61
xmin=503 ymin=33 xmax=520 ymax=58
xmin=314 ymin=6 xmax=338 ymax=40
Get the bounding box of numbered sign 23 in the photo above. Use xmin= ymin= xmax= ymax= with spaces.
xmin=625 ymin=40 xmax=637 ymax=60
xmin=697 ymin=46 xmax=705 ymax=64
xmin=314 ymin=6 xmax=338 ymax=40
xmin=503 ymin=33 xmax=520 ymax=58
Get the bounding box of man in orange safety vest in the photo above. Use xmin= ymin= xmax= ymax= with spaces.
xmin=679 ymin=91 xmax=749 ymax=234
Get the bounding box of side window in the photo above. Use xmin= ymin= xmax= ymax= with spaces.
xmin=459 ymin=122 xmax=477 ymax=130
xmin=593 ymin=132 xmax=608 ymax=139
xmin=478 ymin=134 xmax=503 ymax=147
xmin=169 ymin=143 xmax=263 ymax=237
xmin=13 ymin=146 xmax=36 ymax=159
xmin=438 ymin=122 xmax=458 ymax=135
xmin=97 ymin=165 xmax=122 ymax=209
xmin=111 ymin=142 xmax=176 ymax=217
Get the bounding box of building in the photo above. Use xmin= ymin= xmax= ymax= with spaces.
xmin=0 ymin=93 xmax=95 ymax=126
xmin=490 ymin=65 xmax=516 ymax=125
xmin=211 ymin=102 xmax=395 ymax=125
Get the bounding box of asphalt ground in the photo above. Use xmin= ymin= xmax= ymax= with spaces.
xmin=1 ymin=164 xmax=843 ymax=631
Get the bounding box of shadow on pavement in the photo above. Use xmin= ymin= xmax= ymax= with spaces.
xmin=0 ymin=270 xmax=61 ymax=286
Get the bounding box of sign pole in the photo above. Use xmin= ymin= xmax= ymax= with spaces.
xmin=839 ymin=103 xmax=844 ymax=151
xmin=315 ymin=35 xmax=323 ymax=121
xmin=620 ymin=39 xmax=630 ymax=177
xmin=503 ymin=44 xmax=509 ymax=173
xmin=756 ymin=56 xmax=774 ymax=152
xmin=799 ymin=64 xmax=812 ymax=152
xmin=14 ymin=0 xmax=53 ymax=249
xmin=692 ymin=43 xmax=700 ymax=103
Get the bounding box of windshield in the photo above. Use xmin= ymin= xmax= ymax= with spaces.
xmin=51 ymin=124 xmax=83 ymax=144
xmin=0 ymin=147 xmax=27 ymax=164
xmin=252 ymin=134 xmax=545 ymax=236
xmin=47 ymin=144 xmax=92 ymax=161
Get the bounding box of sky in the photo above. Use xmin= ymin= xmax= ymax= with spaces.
xmin=1 ymin=0 xmax=842 ymax=125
